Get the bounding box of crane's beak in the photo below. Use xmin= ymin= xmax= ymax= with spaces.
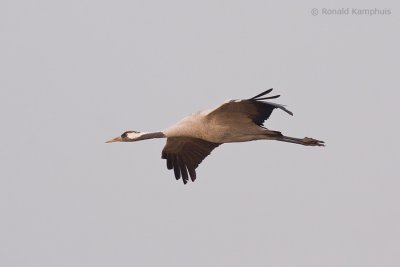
xmin=105 ymin=136 xmax=122 ymax=143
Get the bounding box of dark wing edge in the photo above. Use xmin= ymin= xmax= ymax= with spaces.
xmin=247 ymin=89 xmax=293 ymax=126
xmin=161 ymin=137 xmax=221 ymax=184
xmin=249 ymin=88 xmax=278 ymax=100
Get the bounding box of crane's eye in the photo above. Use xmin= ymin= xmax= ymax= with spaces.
xmin=121 ymin=131 xmax=138 ymax=138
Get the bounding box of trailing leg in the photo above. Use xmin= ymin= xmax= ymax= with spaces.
xmin=265 ymin=131 xmax=324 ymax=146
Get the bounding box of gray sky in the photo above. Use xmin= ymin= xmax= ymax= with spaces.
xmin=1 ymin=1 xmax=399 ymax=266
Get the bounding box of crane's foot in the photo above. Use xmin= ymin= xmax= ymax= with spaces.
xmin=302 ymin=137 xmax=325 ymax=146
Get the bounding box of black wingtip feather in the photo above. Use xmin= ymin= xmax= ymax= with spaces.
xmin=172 ymin=155 xmax=181 ymax=180
xmin=256 ymin=94 xmax=280 ymax=100
xmin=189 ymin=170 xmax=196 ymax=182
xmin=178 ymin=158 xmax=189 ymax=184
xmin=166 ymin=158 xmax=173 ymax=169
xmin=250 ymin=88 xmax=273 ymax=100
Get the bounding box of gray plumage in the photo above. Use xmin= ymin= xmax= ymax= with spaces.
xmin=106 ymin=89 xmax=324 ymax=184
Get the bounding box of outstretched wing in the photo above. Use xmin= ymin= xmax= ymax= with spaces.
xmin=205 ymin=88 xmax=293 ymax=127
xmin=161 ymin=137 xmax=221 ymax=184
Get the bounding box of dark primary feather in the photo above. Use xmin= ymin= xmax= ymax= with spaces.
xmin=250 ymin=88 xmax=273 ymax=99
xmin=250 ymin=88 xmax=280 ymax=100
xmin=256 ymin=95 xmax=280 ymax=100
xmin=161 ymin=137 xmax=221 ymax=184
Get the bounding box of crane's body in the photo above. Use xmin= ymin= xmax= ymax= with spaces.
xmin=164 ymin=110 xmax=264 ymax=143
xmin=106 ymin=89 xmax=324 ymax=184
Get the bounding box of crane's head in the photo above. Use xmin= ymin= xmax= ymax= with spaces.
xmin=105 ymin=130 xmax=141 ymax=143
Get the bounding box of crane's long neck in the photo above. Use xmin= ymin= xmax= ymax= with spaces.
xmin=136 ymin=131 xmax=165 ymax=141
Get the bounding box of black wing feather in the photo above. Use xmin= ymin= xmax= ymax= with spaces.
xmin=250 ymin=88 xmax=273 ymax=99
xmin=248 ymin=89 xmax=293 ymax=126
xmin=250 ymin=88 xmax=280 ymax=100
xmin=249 ymin=101 xmax=277 ymax=126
